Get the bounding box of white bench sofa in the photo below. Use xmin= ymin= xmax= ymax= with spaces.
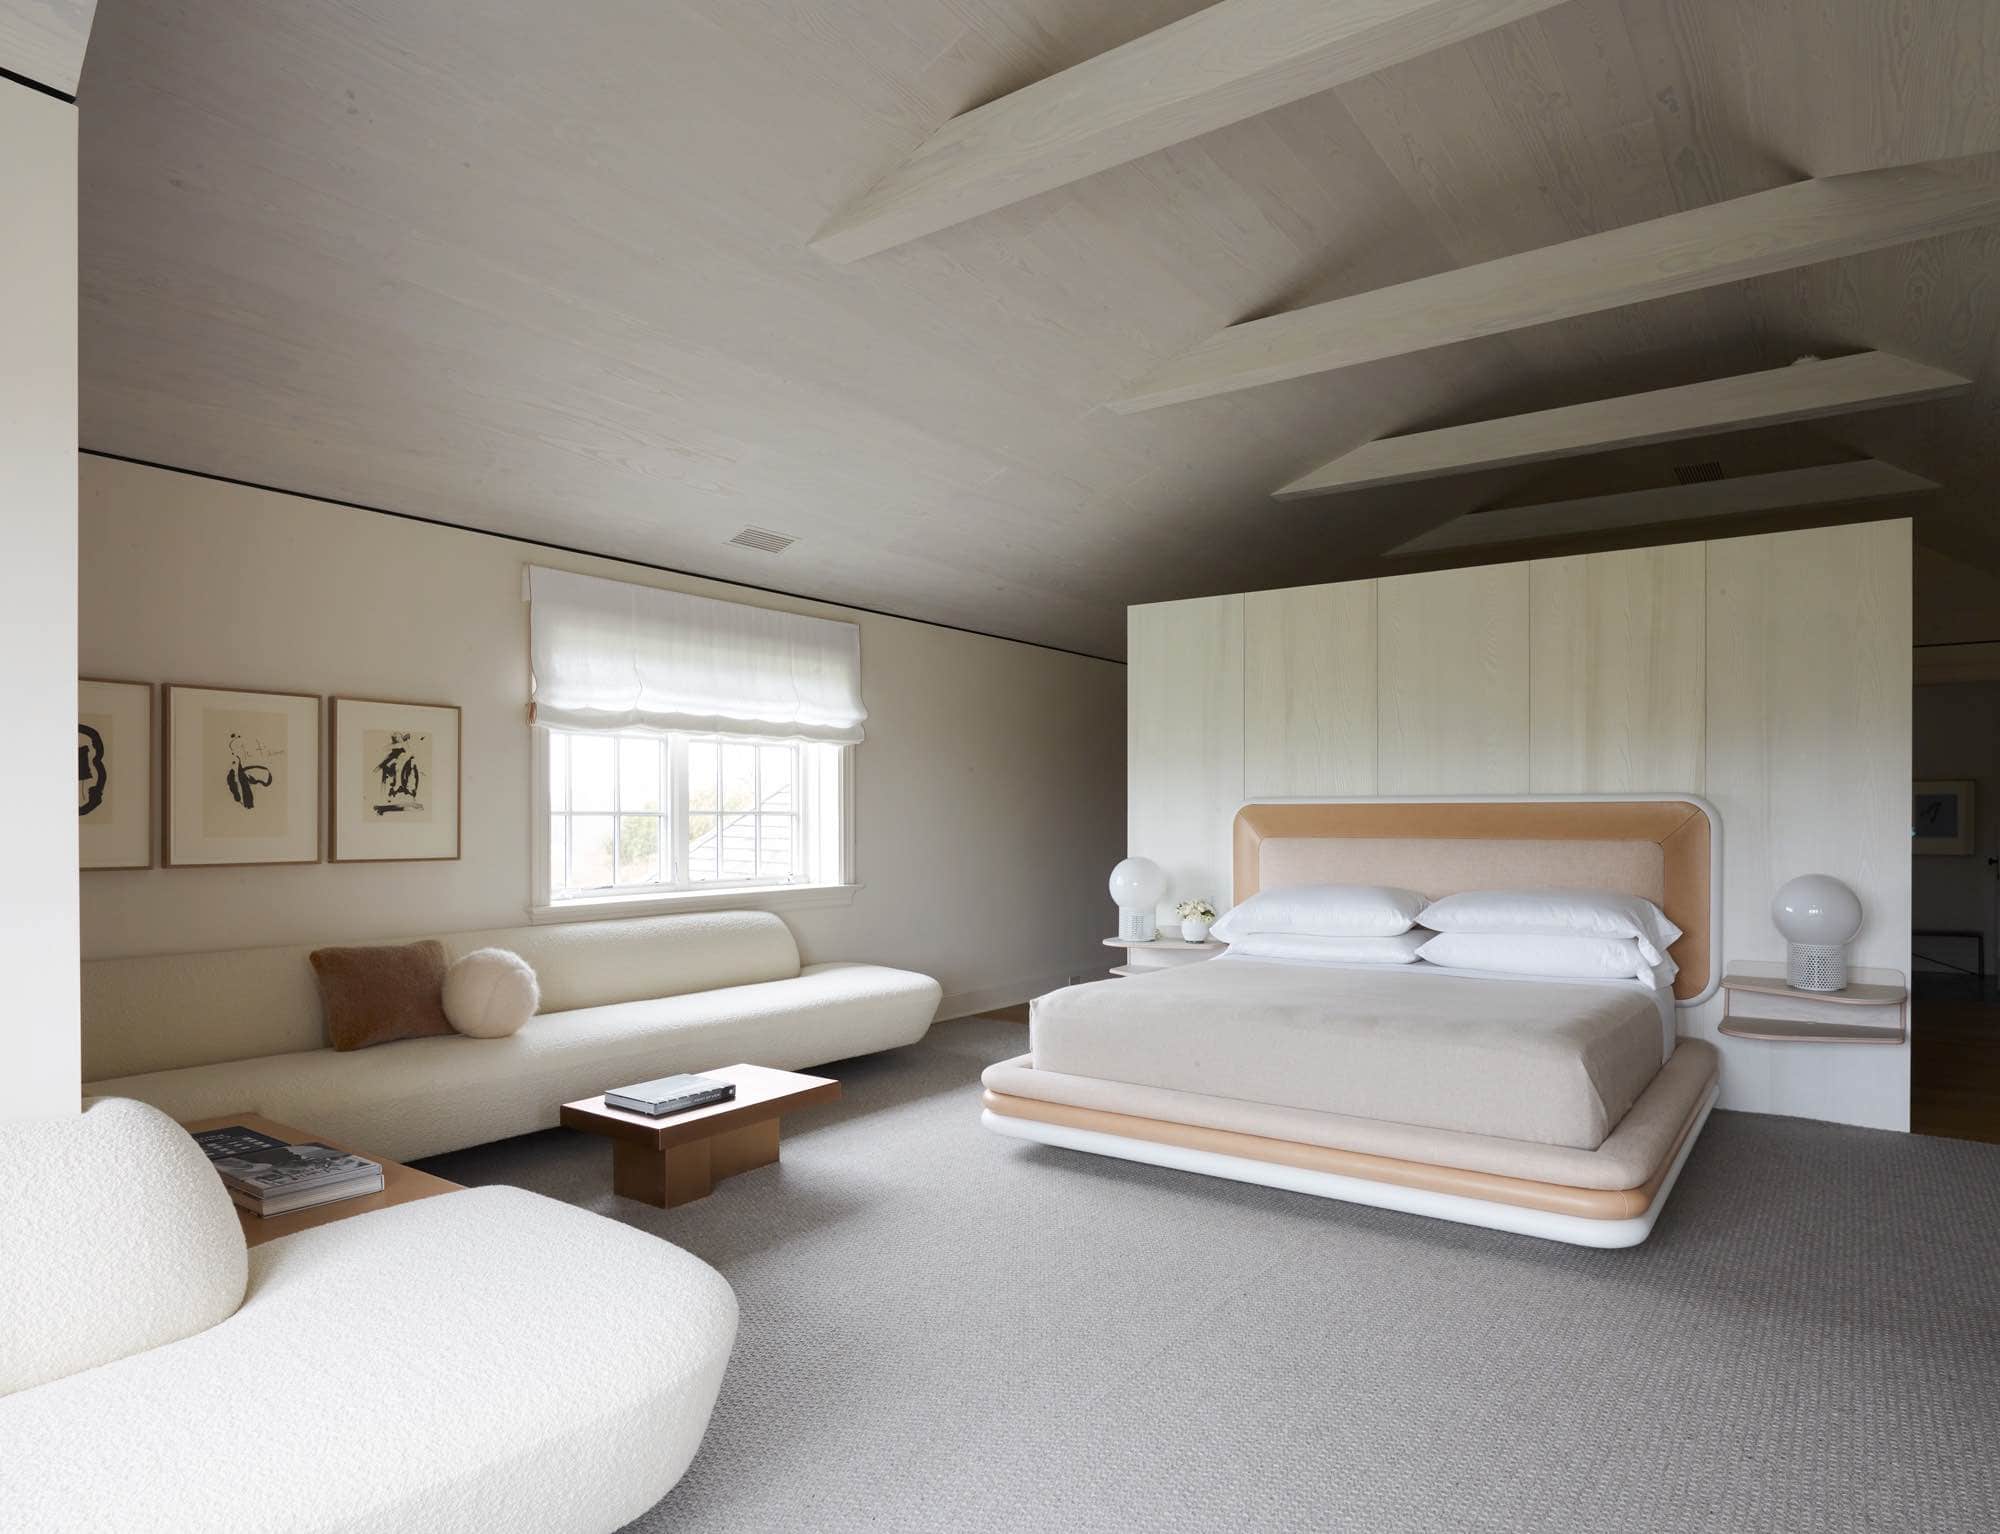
xmin=82 ymin=910 xmax=941 ymax=1162
xmin=0 ymin=1098 xmax=737 ymax=1534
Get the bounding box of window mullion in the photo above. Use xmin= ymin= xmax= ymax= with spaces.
xmin=669 ymin=734 xmax=690 ymax=891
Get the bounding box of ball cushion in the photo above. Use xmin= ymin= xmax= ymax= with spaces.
xmin=442 ymin=947 xmax=541 ymax=1038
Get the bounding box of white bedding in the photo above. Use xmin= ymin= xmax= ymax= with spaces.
xmin=1213 ymin=952 xmax=1678 ymax=1062
xmin=1033 ymin=958 xmax=1673 ymax=1150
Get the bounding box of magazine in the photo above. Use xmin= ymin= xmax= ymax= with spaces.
xmin=192 ymin=1125 xmax=382 ymax=1194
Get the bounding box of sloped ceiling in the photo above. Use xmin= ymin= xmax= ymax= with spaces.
xmin=77 ymin=0 xmax=2000 ymax=658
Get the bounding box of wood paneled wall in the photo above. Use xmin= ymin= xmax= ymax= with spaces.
xmin=1126 ymin=520 xmax=1913 ymax=1130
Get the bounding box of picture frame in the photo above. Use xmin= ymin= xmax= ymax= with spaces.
xmin=163 ymin=685 xmax=323 ymax=867
xmin=329 ymin=697 xmax=462 ymax=863
xmin=78 ymin=678 xmax=153 ymax=870
xmin=1913 ymin=779 xmax=1976 ymax=856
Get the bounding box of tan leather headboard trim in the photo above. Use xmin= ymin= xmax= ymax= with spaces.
xmin=1232 ymin=800 xmax=1714 ymax=1003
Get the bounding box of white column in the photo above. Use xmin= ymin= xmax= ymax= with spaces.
xmin=0 ymin=76 xmax=81 ymax=1119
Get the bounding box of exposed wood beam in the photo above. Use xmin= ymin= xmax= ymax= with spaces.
xmin=1277 ymin=352 xmax=1970 ymax=500
xmin=0 ymin=0 xmax=101 ymax=96
xmin=1114 ymin=157 xmax=2000 ymax=411
xmin=811 ymin=0 xmax=1573 ymax=262
xmin=1389 ymin=460 xmax=1937 ymax=555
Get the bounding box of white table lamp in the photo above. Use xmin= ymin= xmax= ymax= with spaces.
xmin=1771 ymin=874 xmax=1862 ymax=992
xmin=1109 ymin=857 xmax=1166 ymax=943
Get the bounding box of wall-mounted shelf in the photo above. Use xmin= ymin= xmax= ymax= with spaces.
xmin=1718 ymin=964 xmax=1907 ymax=1045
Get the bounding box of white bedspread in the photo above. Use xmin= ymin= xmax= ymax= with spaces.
xmin=1031 ymin=959 xmax=1667 ymax=1150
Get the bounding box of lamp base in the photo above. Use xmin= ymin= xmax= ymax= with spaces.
xmin=1786 ymin=942 xmax=1847 ymax=993
xmin=1118 ymin=908 xmax=1159 ymax=943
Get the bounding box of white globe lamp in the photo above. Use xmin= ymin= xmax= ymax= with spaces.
xmin=1771 ymin=875 xmax=1863 ymax=993
xmin=1109 ymin=857 xmax=1167 ymax=943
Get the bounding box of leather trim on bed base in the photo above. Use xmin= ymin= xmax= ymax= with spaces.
xmin=982 ymin=1058 xmax=1716 ymax=1222
xmin=982 ymin=1084 xmax=1717 ymax=1249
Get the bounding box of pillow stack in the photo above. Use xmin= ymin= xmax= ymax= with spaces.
xmin=1210 ymin=884 xmax=1429 ymax=964
xmin=1413 ymin=889 xmax=1682 ymax=988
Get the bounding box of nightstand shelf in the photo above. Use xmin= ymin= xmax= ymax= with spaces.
xmin=1718 ymin=964 xmax=1908 ymax=1045
xmin=1104 ymin=936 xmax=1226 ymax=977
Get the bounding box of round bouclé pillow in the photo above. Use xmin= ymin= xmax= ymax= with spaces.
xmin=442 ymin=947 xmax=541 ymax=1039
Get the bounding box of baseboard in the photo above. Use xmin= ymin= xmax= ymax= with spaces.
xmin=937 ymin=960 xmax=1110 ymax=1022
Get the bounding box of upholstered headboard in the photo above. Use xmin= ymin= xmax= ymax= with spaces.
xmin=1231 ymin=797 xmax=1719 ymax=1004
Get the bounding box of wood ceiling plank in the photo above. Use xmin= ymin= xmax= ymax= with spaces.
xmin=1113 ymin=156 xmax=2000 ymax=411
xmin=810 ymin=0 xmax=1573 ymax=261
xmin=1389 ymin=460 xmax=1938 ymax=555
xmin=1278 ymin=352 xmax=1972 ymax=499
xmin=0 ymin=0 xmax=97 ymax=94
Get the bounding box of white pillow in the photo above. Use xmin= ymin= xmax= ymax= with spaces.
xmin=442 ymin=948 xmax=541 ymax=1038
xmin=1225 ymin=931 xmax=1428 ymax=965
xmin=1418 ymin=931 xmax=1678 ymax=988
xmin=1211 ymin=884 xmax=1429 ymax=941
xmin=1416 ymin=888 xmax=1682 ymax=965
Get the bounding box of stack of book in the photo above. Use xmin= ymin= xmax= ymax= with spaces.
xmin=191 ymin=1124 xmax=385 ymax=1217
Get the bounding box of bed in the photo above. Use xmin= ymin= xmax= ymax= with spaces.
xmin=981 ymin=797 xmax=1723 ymax=1248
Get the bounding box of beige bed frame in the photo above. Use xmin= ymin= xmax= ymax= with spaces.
xmin=983 ymin=795 xmax=1723 ymax=1248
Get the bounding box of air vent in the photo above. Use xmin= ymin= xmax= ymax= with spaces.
xmin=727 ymin=526 xmax=796 ymax=554
xmin=1671 ymin=460 xmax=1726 ymax=485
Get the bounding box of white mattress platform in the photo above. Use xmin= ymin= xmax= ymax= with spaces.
xmin=983 ymin=1048 xmax=1719 ymax=1249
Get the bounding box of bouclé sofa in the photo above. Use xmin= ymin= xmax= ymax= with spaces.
xmin=81 ymin=910 xmax=940 ymax=1161
xmin=0 ymin=1098 xmax=738 ymax=1533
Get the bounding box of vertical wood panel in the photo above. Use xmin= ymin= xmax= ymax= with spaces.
xmin=1128 ymin=594 xmax=1244 ymax=921
xmin=1245 ymin=579 xmax=1376 ymax=796
xmin=1530 ymin=545 xmax=1706 ymax=793
xmin=1702 ymin=520 xmax=1912 ymax=1130
xmin=1376 ymin=564 xmax=1530 ymax=794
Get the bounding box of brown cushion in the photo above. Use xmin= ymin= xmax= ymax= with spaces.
xmin=309 ymin=940 xmax=453 ymax=1051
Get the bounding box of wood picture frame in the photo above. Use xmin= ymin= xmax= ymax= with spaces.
xmin=78 ymin=677 xmax=153 ymax=870
xmin=1913 ymin=780 xmax=1976 ymax=856
xmin=163 ymin=684 xmax=323 ymax=867
xmin=329 ymin=697 xmax=462 ymax=862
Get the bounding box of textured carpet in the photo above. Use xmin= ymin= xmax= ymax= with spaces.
xmin=419 ymin=1018 xmax=2000 ymax=1533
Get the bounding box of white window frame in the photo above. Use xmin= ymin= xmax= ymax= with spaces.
xmin=530 ymin=725 xmax=855 ymax=922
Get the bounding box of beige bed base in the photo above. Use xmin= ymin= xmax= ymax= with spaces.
xmin=987 ymin=796 xmax=1724 ymax=1247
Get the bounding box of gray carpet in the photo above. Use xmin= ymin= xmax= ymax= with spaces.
xmin=420 ymin=1018 xmax=2000 ymax=1533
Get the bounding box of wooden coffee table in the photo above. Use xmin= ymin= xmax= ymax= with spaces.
xmin=180 ymin=1113 xmax=463 ymax=1248
xmin=560 ymin=1063 xmax=840 ymax=1208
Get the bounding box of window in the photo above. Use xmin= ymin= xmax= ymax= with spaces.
xmin=540 ymin=727 xmax=844 ymax=905
xmin=526 ymin=565 xmax=865 ymax=912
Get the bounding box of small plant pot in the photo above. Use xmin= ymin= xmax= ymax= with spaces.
xmin=1181 ymin=917 xmax=1211 ymax=943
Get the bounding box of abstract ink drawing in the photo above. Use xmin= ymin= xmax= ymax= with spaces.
xmin=225 ymin=732 xmax=277 ymax=810
xmin=372 ymin=730 xmax=426 ymax=815
xmin=78 ymin=724 xmax=107 ymax=816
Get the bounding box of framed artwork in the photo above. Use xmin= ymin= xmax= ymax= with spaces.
xmin=163 ymin=685 xmax=322 ymax=866
xmin=78 ymin=678 xmax=153 ymax=870
xmin=330 ymin=697 xmax=462 ymax=862
xmin=1913 ymin=780 xmax=1976 ymax=856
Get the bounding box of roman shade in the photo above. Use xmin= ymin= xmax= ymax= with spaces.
xmin=528 ymin=566 xmax=867 ymax=743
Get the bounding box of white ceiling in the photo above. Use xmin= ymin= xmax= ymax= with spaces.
xmin=77 ymin=0 xmax=2000 ymax=659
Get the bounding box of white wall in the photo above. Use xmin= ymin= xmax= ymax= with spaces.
xmin=0 ymin=80 xmax=80 ymax=1121
xmin=78 ymin=456 xmax=1125 ymax=1017
xmin=1128 ymin=522 xmax=1914 ymax=1131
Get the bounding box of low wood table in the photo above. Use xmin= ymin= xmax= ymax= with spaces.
xmin=180 ymin=1113 xmax=463 ymax=1248
xmin=560 ymin=1064 xmax=840 ymax=1208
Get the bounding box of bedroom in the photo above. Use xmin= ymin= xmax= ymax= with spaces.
xmin=4 ymin=1 xmax=1998 ymax=1531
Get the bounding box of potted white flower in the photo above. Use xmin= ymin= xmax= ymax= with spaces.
xmin=1175 ymin=898 xmax=1217 ymax=943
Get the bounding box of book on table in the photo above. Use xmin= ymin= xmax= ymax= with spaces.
xmin=604 ymin=1073 xmax=737 ymax=1117
xmin=189 ymin=1124 xmax=386 ymax=1216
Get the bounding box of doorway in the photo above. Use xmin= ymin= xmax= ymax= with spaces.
xmin=1911 ymin=676 xmax=2000 ymax=1143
